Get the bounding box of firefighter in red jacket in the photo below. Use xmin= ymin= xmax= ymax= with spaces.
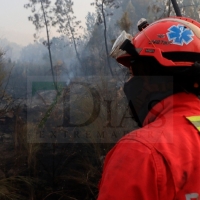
xmin=97 ymin=17 xmax=200 ymax=200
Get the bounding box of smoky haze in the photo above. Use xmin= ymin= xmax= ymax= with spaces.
xmin=2 ymin=0 xmax=200 ymax=98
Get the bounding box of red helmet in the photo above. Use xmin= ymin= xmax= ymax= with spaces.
xmin=114 ymin=17 xmax=200 ymax=68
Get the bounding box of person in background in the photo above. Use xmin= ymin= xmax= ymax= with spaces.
xmin=97 ymin=16 xmax=200 ymax=200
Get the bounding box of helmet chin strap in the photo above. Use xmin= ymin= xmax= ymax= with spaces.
xmin=123 ymin=76 xmax=174 ymax=127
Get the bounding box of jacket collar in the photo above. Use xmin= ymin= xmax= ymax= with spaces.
xmin=143 ymin=92 xmax=200 ymax=127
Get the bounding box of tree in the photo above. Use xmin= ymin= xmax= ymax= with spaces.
xmin=147 ymin=0 xmax=200 ymax=22
xmin=117 ymin=12 xmax=132 ymax=33
xmin=0 ymin=51 xmax=6 ymax=89
xmin=24 ymin=0 xmax=58 ymax=91
xmin=123 ymin=1 xmax=137 ymax=33
xmin=0 ymin=50 xmax=14 ymax=116
xmin=53 ymin=0 xmax=83 ymax=70
xmin=19 ymin=41 xmax=47 ymax=65
xmin=147 ymin=0 xmax=168 ymax=21
xmin=91 ymin=0 xmax=119 ymax=76
xmin=117 ymin=1 xmax=137 ymax=33
xmin=179 ymin=0 xmax=200 ymax=21
xmin=85 ymin=12 xmax=97 ymax=41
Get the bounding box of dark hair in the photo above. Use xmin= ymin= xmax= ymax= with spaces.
xmin=131 ymin=57 xmax=200 ymax=96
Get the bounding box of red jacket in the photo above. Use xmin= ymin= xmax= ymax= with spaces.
xmin=98 ymin=92 xmax=200 ymax=200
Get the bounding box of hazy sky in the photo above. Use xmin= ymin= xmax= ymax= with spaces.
xmin=0 ymin=0 xmax=94 ymax=46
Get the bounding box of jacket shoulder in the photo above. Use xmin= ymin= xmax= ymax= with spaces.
xmin=98 ymin=136 xmax=175 ymax=200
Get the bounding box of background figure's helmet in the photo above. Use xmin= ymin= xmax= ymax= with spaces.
xmin=115 ymin=17 xmax=200 ymax=68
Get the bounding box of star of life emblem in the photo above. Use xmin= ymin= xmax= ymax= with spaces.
xmin=166 ymin=24 xmax=194 ymax=46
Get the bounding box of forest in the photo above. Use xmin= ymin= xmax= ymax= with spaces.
xmin=0 ymin=0 xmax=200 ymax=199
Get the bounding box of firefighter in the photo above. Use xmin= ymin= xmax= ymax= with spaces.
xmin=97 ymin=17 xmax=200 ymax=200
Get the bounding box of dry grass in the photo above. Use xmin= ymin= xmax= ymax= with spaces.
xmin=0 ymin=68 xmax=137 ymax=199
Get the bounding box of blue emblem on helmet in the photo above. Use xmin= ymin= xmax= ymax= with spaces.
xmin=167 ymin=25 xmax=194 ymax=45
